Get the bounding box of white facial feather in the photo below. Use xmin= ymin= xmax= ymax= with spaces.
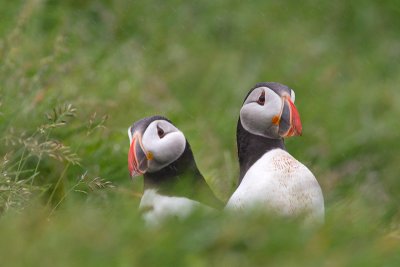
xmin=127 ymin=127 xmax=133 ymax=144
xmin=141 ymin=120 xmax=186 ymax=172
xmin=290 ymin=89 xmax=295 ymax=103
xmin=240 ymin=87 xmax=282 ymax=138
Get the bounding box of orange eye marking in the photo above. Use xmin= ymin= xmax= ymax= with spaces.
xmin=146 ymin=152 xmax=154 ymax=160
xmin=272 ymin=115 xmax=280 ymax=125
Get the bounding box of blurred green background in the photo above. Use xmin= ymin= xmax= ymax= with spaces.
xmin=1 ymin=0 xmax=399 ymax=266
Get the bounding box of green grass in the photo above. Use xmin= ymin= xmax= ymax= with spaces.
xmin=1 ymin=0 xmax=400 ymax=266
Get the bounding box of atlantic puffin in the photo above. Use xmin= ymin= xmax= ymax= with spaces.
xmin=128 ymin=115 xmax=223 ymax=225
xmin=225 ymin=82 xmax=324 ymax=223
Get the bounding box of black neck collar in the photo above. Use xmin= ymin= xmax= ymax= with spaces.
xmin=236 ymin=118 xmax=285 ymax=184
xmin=143 ymin=142 xmax=224 ymax=210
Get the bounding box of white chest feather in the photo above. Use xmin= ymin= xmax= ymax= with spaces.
xmin=226 ymin=149 xmax=324 ymax=222
xmin=139 ymin=189 xmax=211 ymax=226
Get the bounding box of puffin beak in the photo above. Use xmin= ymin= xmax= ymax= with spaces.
xmin=128 ymin=132 xmax=151 ymax=177
xmin=278 ymin=97 xmax=303 ymax=137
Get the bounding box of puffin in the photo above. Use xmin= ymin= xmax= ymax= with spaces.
xmin=225 ymin=82 xmax=324 ymax=223
xmin=128 ymin=115 xmax=223 ymax=225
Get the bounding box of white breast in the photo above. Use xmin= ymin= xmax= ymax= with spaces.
xmin=226 ymin=149 xmax=324 ymax=223
xmin=139 ymin=189 xmax=212 ymax=226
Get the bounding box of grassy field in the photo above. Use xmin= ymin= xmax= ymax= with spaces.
xmin=1 ymin=0 xmax=400 ymax=266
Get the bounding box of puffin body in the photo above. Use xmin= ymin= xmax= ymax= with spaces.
xmin=226 ymin=149 xmax=324 ymax=221
xmin=226 ymin=82 xmax=324 ymax=223
xmin=139 ymin=189 xmax=212 ymax=225
xmin=128 ymin=116 xmax=222 ymax=225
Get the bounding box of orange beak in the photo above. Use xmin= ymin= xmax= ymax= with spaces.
xmin=128 ymin=133 xmax=149 ymax=177
xmin=278 ymin=97 xmax=303 ymax=137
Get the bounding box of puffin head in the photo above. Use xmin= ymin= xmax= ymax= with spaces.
xmin=127 ymin=116 xmax=186 ymax=177
xmin=239 ymin=82 xmax=302 ymax=139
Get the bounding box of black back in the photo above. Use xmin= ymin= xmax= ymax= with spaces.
xmin=144 ymin=141 xmax=224 ymax=209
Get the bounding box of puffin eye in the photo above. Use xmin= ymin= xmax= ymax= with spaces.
xmin=257 ymin=91 xmax=265 ymax=105
xmin=157 ymin=126 xmax=165 ymax=138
